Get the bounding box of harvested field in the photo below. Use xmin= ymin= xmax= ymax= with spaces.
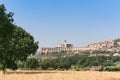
xmin=0 ymin=70 xmax=120 ymax=80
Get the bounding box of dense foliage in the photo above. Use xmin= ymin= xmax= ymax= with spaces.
xmin=18 ymin=52 xmax=120 ymax=71
xmin=0 ymin=4 xmax=38 ymax=71
xmin=39 ymin=54 xmax=120 ymax=70
xmin=24 ymin=58 xmax=39 ymax=69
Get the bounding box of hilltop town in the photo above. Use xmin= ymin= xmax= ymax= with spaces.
xmin=39 ymin=38 xmax=120 ymax=71
xmin=41 ymin=38 xmax=120 ymax=54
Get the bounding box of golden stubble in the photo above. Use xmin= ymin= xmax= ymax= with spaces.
xmin=1 ymin=70 xmax=120 ymax=80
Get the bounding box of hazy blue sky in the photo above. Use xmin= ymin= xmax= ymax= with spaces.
xmin=0 ymin=0 xmax=120 ymax=48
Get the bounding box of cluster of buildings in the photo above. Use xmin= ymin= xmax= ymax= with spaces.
xmin=41 ymin=39 xmax=120 ymax=54
xmin=88 ymin=39 xmax=120 ymax=51
xmin=41 ymin=40 xmax=74 ymax=54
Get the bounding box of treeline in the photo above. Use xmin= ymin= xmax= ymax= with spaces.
xmin=39 ymin=50 xmax=115 ymax=60
xmin=17 ymin=54 xmax=120 ymax=71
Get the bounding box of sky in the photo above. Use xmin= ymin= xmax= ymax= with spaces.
xmin=0 ymin=0 xmax=120 ymax=48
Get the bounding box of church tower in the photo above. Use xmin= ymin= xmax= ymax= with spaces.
xmin=64 ymin=40 xmax=67 ymax=48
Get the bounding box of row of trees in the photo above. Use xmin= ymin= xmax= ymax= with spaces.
xmin=40 ymin=55 xmax=119 ymax=70
xmin=0 ymin=4 xmax=38 ymax=72
xmin=18 ymin=54 xmax=120 ymax=71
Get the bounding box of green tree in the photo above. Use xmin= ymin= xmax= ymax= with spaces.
xmin=9 ymin=27 xmax=39 ymax=61
xmin=0 ymin=4 xmax=38 ymax=71
xmin=24 ymin=58 xmax=39 ymax=69
xmin=0 ymin=4 xmax=15 ymax=71
xmin=0 ymin=4 xmax=14 ymax=38
xmin=56 ymin=57 xmax=71 ymax=70
xmin=40 ymin=59 xmax=54 ymax=70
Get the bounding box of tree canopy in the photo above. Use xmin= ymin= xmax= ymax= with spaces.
xmin=0 ymin=4 xmax=38 ymax=71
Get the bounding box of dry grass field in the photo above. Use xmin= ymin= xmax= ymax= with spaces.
xmin=0 ymin=70 xmax=120 ymax=80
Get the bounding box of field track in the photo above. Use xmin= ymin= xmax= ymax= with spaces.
xmin=1 ymin=70 xmax=120 ymax=80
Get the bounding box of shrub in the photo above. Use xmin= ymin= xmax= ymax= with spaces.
xmin=0 ymin=64 xmax=5 ymax=70
xmin=105 ymin=67 xmax=120 ymax=71
xmin=24 ymin=58 xmax=39 ymax=69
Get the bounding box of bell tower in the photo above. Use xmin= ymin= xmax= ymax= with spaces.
xmin=64 ymin=40 xmax=67 ymax=48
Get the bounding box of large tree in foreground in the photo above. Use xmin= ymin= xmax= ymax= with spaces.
xmin=0 ymin=4 xmax=38 ymax=71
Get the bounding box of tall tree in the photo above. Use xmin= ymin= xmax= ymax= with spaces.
xmin=0 ymin=4 xmax=15 ymax=71
xmin=0 ymin=4 xmax=38 ymax=71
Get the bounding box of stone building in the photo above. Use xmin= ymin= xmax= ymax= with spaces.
xmin=41 ymin=38 xmax=120 ymax=54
